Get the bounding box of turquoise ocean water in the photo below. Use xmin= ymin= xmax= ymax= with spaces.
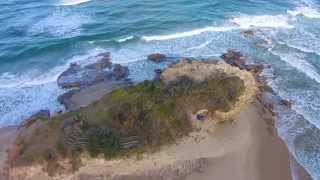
xmin=1 ymin=0 xmax=320 ymax=179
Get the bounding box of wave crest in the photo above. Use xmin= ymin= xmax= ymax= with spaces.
xmin=270 ymin=50 xmax=320 ymax=84
xmin=142 ymin=26 xmax=235 ymax=41
xmin=117 ymin=36 xmax=134 ymax=43
xmin=230 ymin=15 xmax=294 ymax=29
xmin=59 ymin=0 xmax=91 ymax=6
xmin=142 ymin=14 xmax=294 ymax=42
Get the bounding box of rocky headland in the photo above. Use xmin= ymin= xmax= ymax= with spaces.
xmin=0 ymin=49 xmax=312 ymax=180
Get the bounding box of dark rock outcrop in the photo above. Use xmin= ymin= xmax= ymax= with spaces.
xmin=57 ymin=64 xmax=113 ymax=89
xmin=58 ymin=89 xmax=81 ymax=110
xmin=221 ymin=50 xmax=265 ymax=74
xmin=279 ymin=99 xmax=292 ymax=108
xmin=57 ymin=52 xmax=131 ymax=111
xmin=221 ymin=50 xmax=247 ymax=70
xmin=57 ymin=52 xmax=129 ymax=89
xmin=246 ymin=64 xmax=264 ymax=74
xmin=86 ymin=52 xmax=112 ymax=70
xmin=147 ymin=53 xmax=167 ymax=63
xmin=113 ymin=64 xmax=129 ymax=80
xmin=242 ymin=30 xmax=255 ymax=37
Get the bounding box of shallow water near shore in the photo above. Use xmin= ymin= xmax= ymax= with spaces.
xmin=1 ymin=0 xmax=320 ymax=179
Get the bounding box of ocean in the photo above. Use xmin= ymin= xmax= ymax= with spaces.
xmin=0 ymin=0 xmax=320 ymax=179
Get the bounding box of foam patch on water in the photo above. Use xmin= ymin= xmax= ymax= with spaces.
xmin=288 ymin=6 xmax=320 ymax=18
xmin=270 ymin=50 xmax=320 ymax=84
xmin=230 ymin=15 xmax=294 ymax=29
xmin=187 ymin=39 xmax=213 ymax=50
xmin=142 ymin=26 xmax=236 ymax=41
xmin=279 ymin=41 xmax=320 ymax=56
xmin=0 ymin=48 xmax=105 ymax=127
xmin=262 ymin=64 xmax=320 ymax=179
xmin=59 ymin=0 xmax=92 ymax=6
xmin=29 ymin=9 xmax=91 ymax=37
xmin=0 ymin=83 xmax=64 ymax=127
xmin=269 ymin=79 xmax=320 ymax=180
xmin=117 ymin=36 xmax=134 ymax=43
xmin=142 ymin=14 xmax=295 ymax=42
xmin=0 ymin=48 xmax=104 ymax=89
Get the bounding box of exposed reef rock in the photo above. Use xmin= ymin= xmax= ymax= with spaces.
xmin=147 ymin=53 xmax=167 ymax=63
xmin=113 ymin=64 xmax=129 ymax=79
xmin=241 ymin=30 xmax=255 ymax=37
xmin=86 ymin=52 xmax=112 ymax=70
xmin=221 ymin=49 xmax=247 ymax=70
xmin=221 ymin=49 xmax=294 ymax=122
xmin=221 ymin=49 xmax=264 ymax=74
xmin=57 ymin=52 xmax=129 ymax=89
xmin=57 ymin=52 xmax=130 ymax=110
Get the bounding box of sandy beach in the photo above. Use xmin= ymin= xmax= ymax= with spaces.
xmin=185 ymin=101 xmax=292 ymax=180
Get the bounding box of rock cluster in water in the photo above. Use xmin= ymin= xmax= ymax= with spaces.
xmin=57 ymin=52 xmax=130 ymax=110
xmin=57 ymin=52 xmax=129 ymax=89
xmin=147 ymin=53 xmax=167 ymax=63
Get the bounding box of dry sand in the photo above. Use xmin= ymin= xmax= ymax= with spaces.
xmin=185 ymin=101 xmax=292 ymax=180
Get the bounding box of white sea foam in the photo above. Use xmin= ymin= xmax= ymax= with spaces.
xmin=142 ymin=26 xmax=235 ymax=41
xmin=29 ymin=9 xmax=91 ymax=37
xmin=288 ymin=6 xmax=320 ymax=18
xmin=60 ymin=0 xmax=91 ymax=6
xmin=0 ymin=48 xmax=104 ymax=89
xmin=0 ymin=48 xmax=106 ymax=127
xmin=270 ymin=50 xmax=320 ymax=84
xmin=279 ymin=41 xmax=320 ymax=56
xmin=230 ymin=15 xmax=294 ymax=29
xmin=142 ymin=14 xmax=295 ymax=42
xmin=117 ymin=36 xmax=134 ymax=43
xmin=187 ymin=39 xmax=213 ymax=50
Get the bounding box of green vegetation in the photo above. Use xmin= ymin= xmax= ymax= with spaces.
xmin=12 ymin=73 xmax=245 ymax=176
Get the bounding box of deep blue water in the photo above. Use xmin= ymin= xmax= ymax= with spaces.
xmin=1 ymin=0 xmax=320 ymax=179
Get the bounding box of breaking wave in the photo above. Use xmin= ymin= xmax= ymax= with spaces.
xmin=288 ymin=6 xmax=320 ymax=18
xmin=59 ymin=0 xmax=92 ymax=6
xmin=142 ymin=14 xmax=294 ymax=41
